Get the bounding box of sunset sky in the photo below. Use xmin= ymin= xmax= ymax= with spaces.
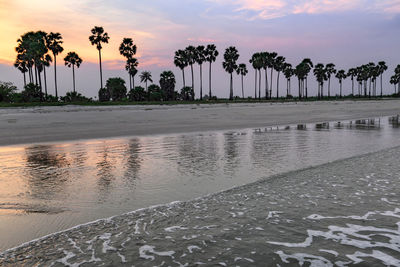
xmin=1 ymin=0 xmax=400 ymax=98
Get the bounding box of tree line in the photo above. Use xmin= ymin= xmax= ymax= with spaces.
xmin=6 ymin=26 xmax=400 ymax=104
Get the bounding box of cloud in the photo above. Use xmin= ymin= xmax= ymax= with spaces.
xmin=208 ymin=0 xmax=400 ymax=20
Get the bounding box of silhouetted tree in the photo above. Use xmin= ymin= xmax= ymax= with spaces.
xmin=89 ymin=26 xmax=110 ymax=89
xmin=236 ymin=63 xmax=248 ymax=98
xmin=46 ymin=32 xmax=63 ymax=98
xmin=64 ymin=52 xmax=82 ymax=93
xmin=222 ymin=46 xmax=239 ymax=100
xmin=140 ymin=71 xmax=152 ymax=92
xmin=205 ymin=44 xmax=219 ymax=98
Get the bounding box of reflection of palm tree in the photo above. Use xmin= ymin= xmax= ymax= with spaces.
xmin=25 ymin=145 xmax=70 ymax=198
xmin=124 ymin=139 xmax=142 ymax=184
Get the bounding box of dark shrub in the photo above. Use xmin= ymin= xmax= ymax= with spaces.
xmin=128 ymin=86 xmax=146 ymax=101
xmin=98 ymin=88 xmax=111 ymax=102
xmin=106 ymin=77 xmax=127 ymax=101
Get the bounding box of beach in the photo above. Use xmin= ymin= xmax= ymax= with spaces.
xmin=1 ymin=100 xmax=400 ymax=266
xmin=0 ymin=100 xmax=400 ymax=146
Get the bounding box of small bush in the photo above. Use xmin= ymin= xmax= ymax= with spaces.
xmin=21 ymin=83 xmax=43 ymax=102
xmin=98 ymin=88 xmax=111 ymax=102
xmin=0 ymin=81 xmax=17 ymax=102
xmin=60 ymin=91 xmax=92 ymax=103
xmin=128 ymin=86 xmax=146 ymax=101
xmin=148 ymin=84 xmax=163 ymax=101
xmin=106 ymin=77 xmax=127 ymax=101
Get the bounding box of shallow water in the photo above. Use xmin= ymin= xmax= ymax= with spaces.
xmin=0 ymin=116 xmax=400 ymax=252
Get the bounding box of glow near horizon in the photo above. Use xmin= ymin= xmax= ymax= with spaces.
xmin=0 ymin=0 xmax=400 ymax=97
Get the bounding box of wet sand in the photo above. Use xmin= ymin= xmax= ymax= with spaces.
xmin=1 ymin=100 xmax=400 ymax=146
xmin=1 ymin=145 xmax=399 ymax=266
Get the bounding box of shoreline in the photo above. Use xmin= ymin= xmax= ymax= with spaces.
xmin=1 ymin=100 xmax=400 ymax=146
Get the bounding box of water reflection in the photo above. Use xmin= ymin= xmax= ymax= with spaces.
xmin=24 ymin=145 xmax=70 ymax=200
xmin=1 ymin=115 xmax=400 ymax=251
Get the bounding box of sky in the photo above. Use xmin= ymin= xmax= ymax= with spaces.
xmin=1 ymin=0 xmax=400 ymax=98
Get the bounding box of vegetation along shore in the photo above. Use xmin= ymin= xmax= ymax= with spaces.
xmin=2 ymin=26 xmax=400 ymax=106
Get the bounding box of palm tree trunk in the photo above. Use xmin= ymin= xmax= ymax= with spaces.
xmin=340 ymin=81 xmax=342 ymax=97
xmin=23 ymin=72 xmax=26 ymax=87
xmin=199 ymin=64 xmax=203 ymax=100
xmin=276 ymin=71 xmax=280 ymax=99
xmin=286 ymin=79 xmax=289 ymax=97
xmin=190 ymin=64 xmax=194 ymax=94
xmin=129 ymin=74 xmax=132 ymax=90
xmin=380 ymin=74 xmax=383 ymax=97
xmin=229 ymin=72 xmax=233 ymax=100
xmin=44 ymin=67 xmax=48 ymax=97
xmin=351 ymin=77 xmax=354 ymax=96
xmin=132 ymin=75 xmax=135 ymax=89
xmin=38 ymin=69 xmax=43 ymax=100
xmin=298 ymin=79 xmax=301 ymax=99
xmin=182 ymin=68 xmax=186 ymax=90
xmin=254 ymin=69 xmax=257 ymax=99
xmin=54 ymin=54 xmax=58 ymax=98
xmin=265 ymin=68 xmax=268 ymax=99
xmin=270 ymin=68 xmax=273 ymax=99
xmin=258 ymin=70 xmax=261 ymax=100
xmin=241 ymin=74 xmax=244 ymax=98
xmin=321 ymin=83 xmax=324 ymax=98
xmin=305 ymin=78 xmax=308 ymax=99
xmin=34 ymin=65 xmax=38 ymax=85
xmin=368 ymin=79 xmax=371 ymax=98
xmin=208 ymin=62 xmax=211 ymax=98
xmin=98 ymin=49 xmax=103 ymax=89
xmin=72 ymin=64 xmax=76 ymax=93
xmin=328 ymin=78 xmax=331 ymax=97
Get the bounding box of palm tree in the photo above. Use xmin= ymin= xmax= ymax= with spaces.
xmin=185 ymin=46 xmax=197 ymax=95
xmin=119 ymin=38 xmax=137 ymax=59
xmin=89 ymin=26 xmax=110 ymax=89
xmin=205 ymin=44 xmax=219 ymax=98
xmin=159 ymin=71 xmax=176 ymax=100
xmin=125 ymin=57 xmax=139 ymax=89
xmin=14 ymin=58 xmax=28 ymax=87
xmin=42 ymin=54 xmax=52 ymax=97
xmin=347 ymin=68 xmax=357 ymax=96
xmin=283 ymin=63 xmax=294 ymax=97
xmin=313 ymin=63 xmax=326 ymax=98
xmin=64 ymin=52 xmax=83 ymax=93
xmin=274 ymin=56 xmax=286 ymax=99
xmin=140 ymin=71 xmax=152 ymax=92
xmin=260 ymin=52 xmax=269 ymax=99
xmin=119 ymin=38 xmax=137 ymax=89
xmin=236 ymin=63 xmax=248 ymax=98
xmin=301 ymin=58 xmax=313 ymax=98
xmin=249 ymin=53 xmax=260 ymax=99
xmin=268 ymin=52 xmax=278 ymax=99
xmin=196 ymin=45 xmax=206 ymax=100
xmin=378 ymin=61 xmax=388 ymax=97
xmin=325 ymin=63 xmax=336 ymax=98
xmin=335 ymin=70 xmax=347 ymax=98
xmin=46 ymin=32 xmax=64 ymax=98
xmin=222 ymin=46 xmax=239 ymax=100
xmin=174 ymin=49 xmax=188 ymax=88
